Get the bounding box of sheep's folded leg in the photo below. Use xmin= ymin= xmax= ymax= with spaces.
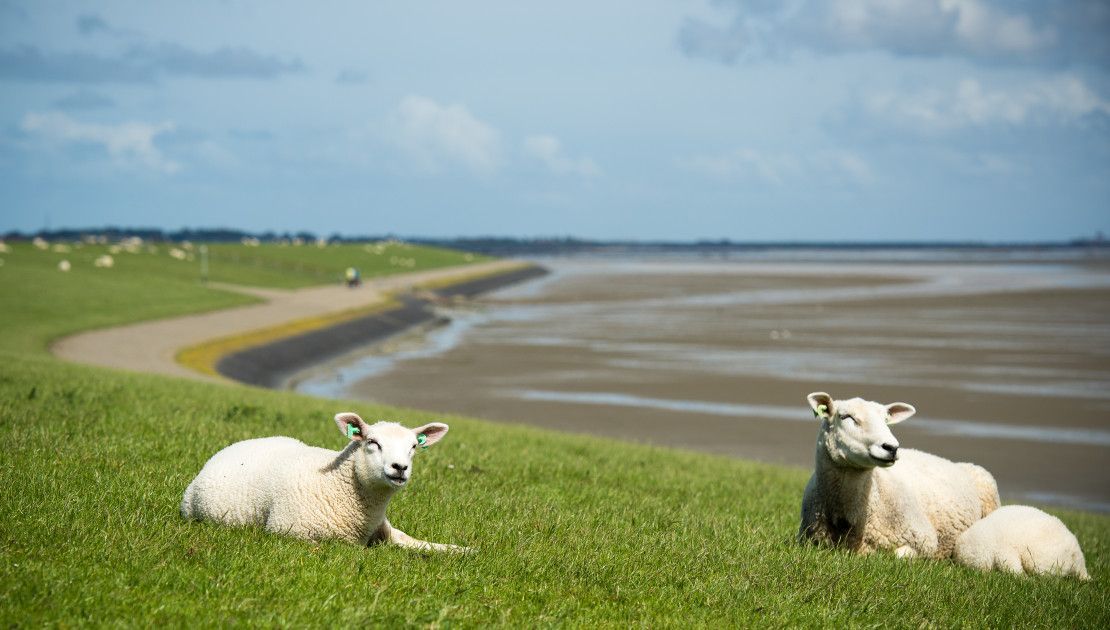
xmin=894 ymin=545 xmax=918 ymax=559
xmin=384 ymin=521 xmax=473 ymax=554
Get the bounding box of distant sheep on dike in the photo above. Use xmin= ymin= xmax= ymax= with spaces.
xmin=798 ymin=392 xmax=1000 ymax=559
xmin=181 ymin=412 xmax=471 ymax=553
xmin=954 ymin=505 xmax=1090 ymax=580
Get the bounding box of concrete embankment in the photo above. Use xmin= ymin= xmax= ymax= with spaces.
xmin=215 ymin=264 xmax=549 ymax=388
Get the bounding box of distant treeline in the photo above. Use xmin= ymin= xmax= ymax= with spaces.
xmin=3 ymin=227 xmax=328 ymax=244
xmin=4 ymin=226 xmax=1107 ymax=256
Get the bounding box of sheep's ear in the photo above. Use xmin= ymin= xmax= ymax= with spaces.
xmin=334 ymin=412 xmax=370 ymax=442
xmin=411 ymin=422 xmax=449 ymax=447
xmin=886 ymin=403 xmax=916 ymax=425
xmin=807 ymin=392 xmax=833 ymax=419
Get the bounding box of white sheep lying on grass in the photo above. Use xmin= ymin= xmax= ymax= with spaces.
xmin=798 ymin=392 xmax=1000 ymax=559
xmin=954 ymin=505 xmax=1090 ymax=580
xmin=181 ymin=412 xmax=471 ymax=553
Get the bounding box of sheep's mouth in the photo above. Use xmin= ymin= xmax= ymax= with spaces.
xmin=385 ymin=473 xmax=408 ymax=485
xmin=871 ymin=454 xmax=897 ymax=467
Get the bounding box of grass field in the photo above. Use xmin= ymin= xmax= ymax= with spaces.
xmin=0 ymin=240 xmax=483 ymax=355
xmin=201 ymin=241 xmax=490 ymax=288
xmin=1 ymin=240 xmax=1107 ymax=627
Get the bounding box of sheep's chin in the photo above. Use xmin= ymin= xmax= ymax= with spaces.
xmin=383 ymin=474 xmax=408 ymax=487
xmin=833 ymin=449 xmax=883 ymax=469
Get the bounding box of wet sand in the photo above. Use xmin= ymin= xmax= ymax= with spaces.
xmin=295 ymin=259 xmax=1110 ymax=511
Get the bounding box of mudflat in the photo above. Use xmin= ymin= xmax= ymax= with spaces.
xmin=304 ymin=259 xmax=1110 ymax=511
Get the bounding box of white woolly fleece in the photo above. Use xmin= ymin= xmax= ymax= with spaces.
xmin=954 ymin=505 xmax=1090 ymax=580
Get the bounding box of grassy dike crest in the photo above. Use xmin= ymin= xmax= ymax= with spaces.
xmin=1 ymin=242 xmax=1107 ymax=627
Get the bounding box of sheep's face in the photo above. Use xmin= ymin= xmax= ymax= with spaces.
xmin=807 ymin=392 xmax=915 ymax=469
xmin=334 ymin=413 xmax=449 ymax=489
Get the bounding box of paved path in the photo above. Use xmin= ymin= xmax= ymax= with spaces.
xmin=51 ymin=260 xmax=524 ymax=384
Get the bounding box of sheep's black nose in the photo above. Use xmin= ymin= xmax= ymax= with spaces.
xmin=881 ymin=443 xmax=898 ymax=457
xmin=391 ymin=463 xmax=409 ymax=472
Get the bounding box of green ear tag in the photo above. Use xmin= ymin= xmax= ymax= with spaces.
xmin=347 ymin=423 xmax=360 ymax=439
xmin=417 ymin=433 xmax=428 ymax=450
xmin=814 ymin=404 xmax=828 ymax=418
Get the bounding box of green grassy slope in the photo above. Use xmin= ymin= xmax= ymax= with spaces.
xmin=0 ymin=240 xmax=1107 ymax=627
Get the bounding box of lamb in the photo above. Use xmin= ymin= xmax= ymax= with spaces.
xmin=953 ymin=505 xmax=1090 ymax=579
xmin=798 ymin=392 xmax=1000 ymax=559
xmin=181 ymin=412 xmax=470 ymax=552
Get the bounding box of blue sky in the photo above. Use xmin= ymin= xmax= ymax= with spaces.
xmin=1 ymin=0 xmax=1107 ymax=241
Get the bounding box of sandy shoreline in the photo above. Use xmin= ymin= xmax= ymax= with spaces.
xmin=312 ymin=259 xmax=1110 ymax=511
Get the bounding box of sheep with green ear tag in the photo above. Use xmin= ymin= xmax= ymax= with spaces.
xmin=797 ymin=392 xmax=1000 ymax=559
xmin=181 ymin=412 xmax=471 ymax=553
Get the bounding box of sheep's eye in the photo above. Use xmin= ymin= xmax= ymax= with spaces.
xmin=367 ymin=439 xmax=380 ymax=449
xmin=841 ymin=415 xmax=859 ymax=425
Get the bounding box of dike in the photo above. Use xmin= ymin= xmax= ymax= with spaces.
xmin=215 ymin=264 xmax=549 ymax=388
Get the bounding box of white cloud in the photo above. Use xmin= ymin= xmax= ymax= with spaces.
xmin=522 ymin=134 xmax=600 ymax=177
xmin=392 ymin=95 xmax=501 ymax=175
xmin=940 ymin=150 xmax=1023 ymax=176
xmin=20 ymin=111 xmax=180 ymax=173
xmin=820 ymin=149 xmax=874 ymax=184
xmin=679 ymin=148 xmax=872 ymax=186
xmin=681 ymin=0 xmax=1063 ymax=65
xmin=680 ymin=149 xmax=799 ymax=186
xmin=940 ymin=0 xmax=1054 ymax=55
xmin=866 ymin=75 xmax=1110 ymax=130
xmin=830 ymin=0 xmax=1055 ymax=55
